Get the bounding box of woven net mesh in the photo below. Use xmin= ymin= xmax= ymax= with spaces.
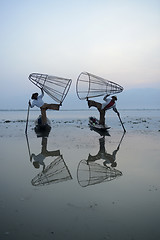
xmin=76 ymin=72 xmax=123 ymax=100
xmin=29 ymin=73 xmax=72 ymax=103
xmin=77 ymin=159 xmax=122 ymax=187
xmin=31 ymin=155 xmax=72 ymax=186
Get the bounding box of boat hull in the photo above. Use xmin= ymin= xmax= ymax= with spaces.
xmin=34 ymin=115 xmax=51 ymax=137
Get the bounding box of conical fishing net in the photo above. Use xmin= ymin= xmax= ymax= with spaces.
xmin=76 ymin=72 xmax=123 ymax=100
xmin=29 ymin=73 xmax=72 ymax=103
xmin=77 ymin=160 xmax=122 ymax=187
xmin=31 ymin=155 xmax=72 ymax=186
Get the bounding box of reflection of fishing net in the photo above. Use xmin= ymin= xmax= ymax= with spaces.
xmin=77 ymin=160 xmax=122 ymax=187
xmin=31 ymin=156 xmax=72 ymax=186
xmin=76 ymin=72 xmax=123 ymax=100
xmin=29 ymin=73 xmax=72 ymax=103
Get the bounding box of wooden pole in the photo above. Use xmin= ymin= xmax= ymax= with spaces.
xmin=25 ymin=104 xmax=30 ymax=134
xmin=117 ymin=113 xmax=126 ymax=133
xmin=25 ymin=133 xmax=31 ymax=159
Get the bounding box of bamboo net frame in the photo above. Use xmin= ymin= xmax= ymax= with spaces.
xmin=29 ymin=73 xmax=72 ymax=103
xmin=77 ymin=159 xmax=122 ymax=187
xmin=31 ymin=155 xmax=72 ymax=186
xmin=76 ymin=72 xmax=123 ymax=100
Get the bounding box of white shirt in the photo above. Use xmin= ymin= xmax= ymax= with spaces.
xmin=101 ymin=97 xmax=116 ymax=110
xmin=32 ymin=153 xmax=45 ymax=164
xmin=32 ymin=153 xmax=45 ymax=168
xmin=31 ymin=92 xmax=44 ymax=108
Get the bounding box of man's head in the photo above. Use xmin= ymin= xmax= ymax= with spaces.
xmin=111 ymin=162 xmax=117 ymax=167
xmin=31 ymin=93 xmax=38 ymax=100
xmin=111 ymin=96 xmax=117 ymax=101
xmin=33 ymin=161 xmax=40 ymax=169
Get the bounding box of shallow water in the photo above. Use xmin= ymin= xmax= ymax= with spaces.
xmin=0 ymin=108 xmax=160 ymax=121
xmin=0 ymin=111 xmax=160 ymax=240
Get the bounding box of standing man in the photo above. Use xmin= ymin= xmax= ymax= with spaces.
xmin=87 ymin=94 xmax=120 ymax=127
xmin=29 ymin=88 xmax=61 ymax=125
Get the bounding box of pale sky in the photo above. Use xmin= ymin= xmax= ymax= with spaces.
xmin=1 ymin=0 xmax=160 ymax=109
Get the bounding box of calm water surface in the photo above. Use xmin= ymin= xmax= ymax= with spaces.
xmin=0 ymin=110 xmax=160 ymax=240
xmin=0 ymin=109 xmax=160 ymax=121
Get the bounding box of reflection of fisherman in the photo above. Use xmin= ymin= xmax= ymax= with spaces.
xmin=87 ymin=95 xmax=120 ymax=127
xmin=87 ymin=136 xmax=120 ymax=167
xmin=30 ymin=137 xmax=60 ymax=172
xmin=29 ymin=88 xmax=61 ymax=125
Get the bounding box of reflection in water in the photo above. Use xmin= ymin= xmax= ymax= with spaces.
xmin=77 ymin=160 xmax=122 ymax=187
xmin=31 ymin=155 xmax=72 ymax=186
xmin=77 ymin=133 xmax=125 ymax=187
xmin=25 ymin=134 xmax=72 ymax=186
xmin=34 ymin=115 xmax=51 ymax=138
xmin=89 ymin=124 xmax=111 ymax=137
xmin=88 ymin=133 xmax=125 ymax=167
xmin=30 ymin=137 xmax=60 ymax=171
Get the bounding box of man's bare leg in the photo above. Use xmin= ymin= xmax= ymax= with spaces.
xmin=87 ymin=100 xmax=102 ymax=111
xmin=46 ymin=104 xmax=60 ymax=110
xmin=40 ymin=103 xmax=60 ymax=125
xmin=99 ymin=109 xmax=105 ymax=126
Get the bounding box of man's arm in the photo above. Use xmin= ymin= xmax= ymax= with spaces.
xmin=103 ymin=94 xmax=110 ymax=101
xmin=42 ymin=163 xmax=46 ymax=172
xmin=28 ymin=100 xmax=34 ymax=108
xmin=39 ymin=88 xmax=44 ymax=98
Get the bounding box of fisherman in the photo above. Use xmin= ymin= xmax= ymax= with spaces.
xmin=29 ymin=88 xmax=61 ymax=125
xmin=30 ymin=137 xmax=60 ymax=172
xmin=87 ymin=136 xmax=118 ymax=167
xmin=87 ymin=94 xmax=120 ymax=127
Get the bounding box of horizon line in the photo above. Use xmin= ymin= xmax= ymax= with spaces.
xmin=0 ymin=108 xmax=160 ymax=111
